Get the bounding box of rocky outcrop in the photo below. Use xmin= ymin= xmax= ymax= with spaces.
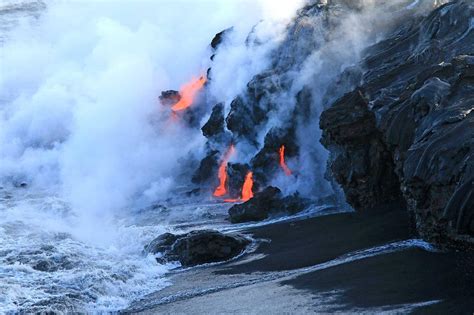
xmin=228 ymin=186 xmax=310 ymax=223
xmin=320 ymin=89 xmax=402 ymax=210
xmin=145 ymin=230 xmax=250 ymax=267
xmin=320 ymin=1 xmax=474 ymax=247
xmin=201 ymin=103 xmax=225 ymax=139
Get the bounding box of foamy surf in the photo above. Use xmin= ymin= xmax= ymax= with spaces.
xmin=0 ymin=187 xmax=173 ymax=313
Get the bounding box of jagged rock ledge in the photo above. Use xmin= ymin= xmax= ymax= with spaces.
xmin=320 ymin=1 xmax=474 ymax=248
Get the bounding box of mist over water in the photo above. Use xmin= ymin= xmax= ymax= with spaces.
xmin=0 ymin=0 xmax=302 ymax=235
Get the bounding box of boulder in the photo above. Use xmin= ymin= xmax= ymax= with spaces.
xmin=145 ymin=230 xmax=250 ymax=267
xmin=228 ymin=187 xmax=310 ymax=223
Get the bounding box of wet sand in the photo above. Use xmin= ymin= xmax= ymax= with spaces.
xmin=127 ymin=205 xmax=474 ymax=314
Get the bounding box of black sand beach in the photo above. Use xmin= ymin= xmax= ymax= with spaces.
xmin=127 ymin=206 xmax=474 ymax=314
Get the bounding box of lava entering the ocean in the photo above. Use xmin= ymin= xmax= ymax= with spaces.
xmin=241 ymin=171 xmax=254 ymax=201
xmin=279 ymin=145 xmax=292 ymax=176
xmin=213 ymin=145 xmax=235 ymax=197
xmin=171 ymin=76 xmax=207 ymax=112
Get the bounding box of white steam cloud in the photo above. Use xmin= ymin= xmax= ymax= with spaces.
xmin=0 ymin=0 xmax=303 ymax=241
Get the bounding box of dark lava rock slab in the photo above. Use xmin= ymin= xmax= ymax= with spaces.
xmin=210 ymin=27 xmax=233 ymax=50
xmin=145 ymin=230 xmax=250 ymax=267
xmin=320 ymin=1 xmax=474 ymax=246
xmin=320 ymin=89 xmax=402 ymax=210
xmin=192 ymin=150 xmax=219 ymax=185
xmin=228 ymin=186 xmax=310 ymax=223
xmin=201 ymin=103 xmax=225 ymax=139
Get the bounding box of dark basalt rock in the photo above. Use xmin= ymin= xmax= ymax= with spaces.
xmin=192 ymin=150 xmax=219 ymax=185
xmin=144 ymin=232 xmax=179 ymax=255
xmin=320 ymin=89 xmax=402 ymax=210
xmin=251 ymin=127 xmax=298 ymax=186
xmin=320 ymin=1 xmax=474 ymax=246
xmin=225 ymin=96 xmax=266 ymax=145
xmin=201 ymin=103 xmax=225 ymax=139
xmin=145 ymin=230 xmax=250 ymax=267
xmin=6 ymin=245 xmax=75 ymax=273
xmin=159 ymin=90 xmax=181 ymax=107
xmin=211 ymin=27 xmax=233 ymax=50
xmin=228 ymin=186 xmax=310 ymax=223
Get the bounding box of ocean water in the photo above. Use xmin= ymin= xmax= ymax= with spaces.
xmin=0 ymin=186 xmax=177 ymax=312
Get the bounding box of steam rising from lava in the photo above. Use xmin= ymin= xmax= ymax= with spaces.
xmin=171 ymin=76 xmax=207 ymax=112
xmin=0 ymin=0 xmax=445 ymax=242
xmin=0 ymin=0 xmax=304 ymax=244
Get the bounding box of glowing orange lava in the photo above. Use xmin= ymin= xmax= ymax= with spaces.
xmin=171 ymin=76 xmax=207 ymax=112
xmin=279 ymin=145 xmax=292 ymax=176
xmin=241 ymin=171 xmax=254 ymax=201
xmin=223 ymin=171 xmax=254 ymax=203
xmin=213 ymin=145 xmax=235 ymax=197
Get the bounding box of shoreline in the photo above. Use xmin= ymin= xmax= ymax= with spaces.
xmin=126 ymin=206 xmax=474 ymax=314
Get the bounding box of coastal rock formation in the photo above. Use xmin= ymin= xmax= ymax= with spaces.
xmin=145 ymin=230 xmax=250 ymax=267
xmin=320 ymin=1 xmax=474 ymax=246
xmin=228 ymin=186 xmax=310 ymax=223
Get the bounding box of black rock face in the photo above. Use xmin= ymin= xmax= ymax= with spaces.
xmin=320 ymin=1 xmax=474 ymax=246
xmin=201 ymin=103 xmax=225 ymax=139
xmin=251 ymin=127 xmax=298 ymax=186
xmin=192 ymin=150 xmax=219 ymax=185
xmin=210 ymin=27 xmax=233 ymax=50
xmin=320 ymin=89 xmax=402 ymax=210
xmin=228 ymin=186 xmax=310 ymax=223
xmin=145 ymin=230 xmax=250 ymax=267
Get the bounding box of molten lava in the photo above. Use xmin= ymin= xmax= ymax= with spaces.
xmin=241 ymin=171 xmax=254 ymax=201
xmin=213 ymin=145 xmax=235 ymax=197
xmin=171 ymin=76 xmax=207 ymax=112
xmin=279 ymin=145 xmax=292 ymax=176
xmin=223 ymin=171 xmax=254 ymax=203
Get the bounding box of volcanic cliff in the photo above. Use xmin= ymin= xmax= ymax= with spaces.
xmin=320 ymin=1 xmax=473 ymax=247
xmin=167 ymin=0 xmax=473 ymax=249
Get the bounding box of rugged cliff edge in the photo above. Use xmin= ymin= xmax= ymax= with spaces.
xmin=320 ymin=1 xmax=474 ymax=247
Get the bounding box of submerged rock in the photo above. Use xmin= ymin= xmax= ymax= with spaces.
xmin=228 ymin=186 xmax=310 ymax=223
xmin=145 ymin=230 xmax=250 ymax=267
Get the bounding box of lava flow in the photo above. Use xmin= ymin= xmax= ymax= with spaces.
xmin=223 ymin=171 xmax=254 ymax=203
xmin=279 ymin=145 xmax=292 ymax=176
xmin=213 ymin=145 xmax=236 ymax=197
xmin=171 ymin=76 xmax=207 ymax=112
xmin=241 ymin=171 xmax=254 ymax=201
